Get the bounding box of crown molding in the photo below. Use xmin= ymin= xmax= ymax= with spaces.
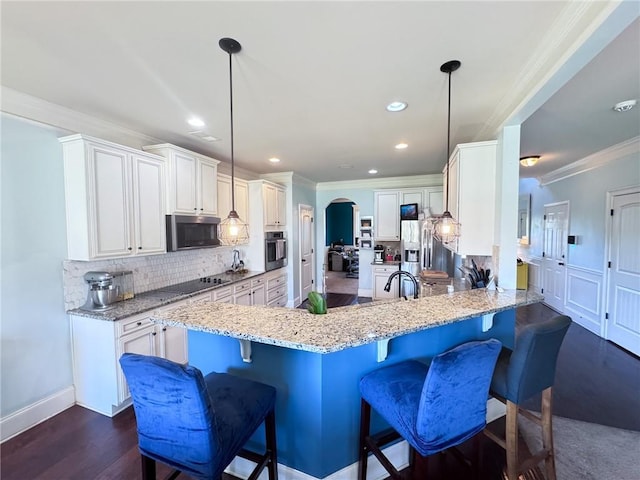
xmin=476 ymin=1 xmax=625 ymax=139
xmin=291 ymin=173 xmax=317 ymax=190
xmin=1 ymin=87 xmax=163 ymax=149
xmin=317 ymin=174 xmax=442 ymax=191
xmin=539 ymin=136 xmax=640 ymax=186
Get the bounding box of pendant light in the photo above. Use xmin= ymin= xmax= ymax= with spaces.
xmin=434 ymin=60 xmax=462 ymax=245
xmin=218 ymin=37 xmax=249 ymax=246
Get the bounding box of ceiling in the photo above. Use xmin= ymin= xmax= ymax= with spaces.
xmin=1 ymin=1 xmax=638 ymax=183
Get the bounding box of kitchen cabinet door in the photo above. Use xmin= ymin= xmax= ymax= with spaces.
xmin=374 ymin=191 xmax=400 ymax=240
xmin=116 ymin=325 xmax=157 ymax=404
xmin=264 ymin=182 xmax=287 ymax=229
xmin=251 ymin=284 xmax=266 ymax=306
xmin=198 ymin=159 xmax=218 ymax=215
xmin=424 ymin=187 xmax=444 ymax=216
xmin=88 ymin=143 xmax=132 ymax=258
xmin=373 ymin=267 xmax=400 ymax=299
xmin=172 ymin=151 xmax=198 ymax=213
xmin=158 ymin=325 xmax=188 ymax=365
xmin=131 ymin=153 xmax=166 ymax=255
xmin=217 ymin=174 xmax=249 ymax=228
xmin=234 ymin=178 xmax=249 ymax=225
xmin=400 ymin=190 xmax=423 ymax=210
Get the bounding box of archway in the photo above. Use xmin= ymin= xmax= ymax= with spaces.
xmin=324 ymin=198 xmax=359 ymax=296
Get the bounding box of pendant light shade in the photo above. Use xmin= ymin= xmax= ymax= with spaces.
xmin=218 ymin=37 xmax=249 ymax=246
xmin=434 ymin=60 xmax=462 ymax=245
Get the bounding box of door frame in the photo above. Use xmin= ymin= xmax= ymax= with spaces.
xmin=298 ymin=204 xmax=315 ymax=303
xmin=602 ymin=185 xmax=640 ymax=340
xmin=542 ymin=200 xmax=570 ymax=313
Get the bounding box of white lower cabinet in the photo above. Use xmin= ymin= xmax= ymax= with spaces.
xmin=372 ymin=265 xmax=400 ymax=300
xmin=266 ymin=269 xmax=288 ymax=307
xmin=71 ymin=306 xmax=188 ymax=417
xmin=234 ymin=277 xmax=266 ymax=306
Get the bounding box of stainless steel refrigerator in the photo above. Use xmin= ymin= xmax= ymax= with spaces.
xmin=420 ymin=219 xmax=459 ymax=277
xmin=400 ymin=219 xmax=422 ymax=297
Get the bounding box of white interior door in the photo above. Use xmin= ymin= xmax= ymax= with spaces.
xmin=542 ymin=202 xmax=569 ymax=313
xmin=606 ymin=191 xmax=640 ymax=355
xmin=299 ymin=205 xmax=315 ymax=300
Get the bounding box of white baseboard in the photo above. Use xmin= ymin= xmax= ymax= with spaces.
xmin=358 ymin=288 xmax=373 ymax=298
xmin=1 ymin=386 xmax=75 ymax=443
xmin=225 ymin=440 xmax=409 ymax=480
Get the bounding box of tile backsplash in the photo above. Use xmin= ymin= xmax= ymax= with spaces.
xmin=63 ymin=246 xmax=249 ymax=310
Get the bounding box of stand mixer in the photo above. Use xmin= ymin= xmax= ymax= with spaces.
xmin=82 ymin=271 xmax=134 ymax=310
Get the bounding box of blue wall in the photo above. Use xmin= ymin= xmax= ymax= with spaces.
xmin=1 ymin=114 xmax=72 ymax=416
xmin=519 ymin=148 xmax=640 ymax=271
xmin=326 ymin=201 xmax=354 ymax=246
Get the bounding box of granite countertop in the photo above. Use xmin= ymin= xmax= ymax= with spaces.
xmin=151 ymin=288 xmax=543 ymax=354
xmin=67 ymin=270 xmax=266 ymax=321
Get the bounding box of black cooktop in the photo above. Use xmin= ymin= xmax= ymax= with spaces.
xmin=156 ymin=275 xmax=231 ymax=294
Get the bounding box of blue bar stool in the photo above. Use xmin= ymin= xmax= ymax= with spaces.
xmin=358 ymin=338 xmax=502 ymax=479
xmin=484 ymin=314 xmax=571 ymax=480
xmin=119 ymin=353 xmax=278 ymax=480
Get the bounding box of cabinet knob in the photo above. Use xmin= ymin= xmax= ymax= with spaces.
xmin=138 ymin=246 xmax=142 ymax=250
xmin=200 ymin=208 xmax=204 ymax=211
xmin=162 ymin=327 xmax=167 ymax=332
xmin=137 ymin=322 xmax=142 ymax=326
xmin=193 ymin=207 xmax=197 ymax=211
xmin=128 ymin=247 xmax=132 ymax=251
xmin=152 ymin=332 xmax=157 ymax=336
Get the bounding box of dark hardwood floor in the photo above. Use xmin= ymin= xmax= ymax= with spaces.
xmin=2 ymin=301 xmax=638 ymax=480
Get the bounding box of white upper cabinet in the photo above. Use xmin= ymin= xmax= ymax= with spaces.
xmin=264 ymin=182 xmax=287 ymax=229
xmin=60 ymin=135 xmax=166 ymax=261
xmin=374 ymin=191 xmax=400 ymax=240
xmin=442 ymin=140 xmax=497 ymax=256
xmin=217 ymin=173 xmax=249 ymax=225
xmin=142 ymin=144 xmax=220 ymax=216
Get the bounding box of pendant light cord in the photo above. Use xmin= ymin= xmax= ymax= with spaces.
xmin=444 ymin=69 xmax=451 ymax=213
xmin=228 ymin=51 xmax=235 ymax=211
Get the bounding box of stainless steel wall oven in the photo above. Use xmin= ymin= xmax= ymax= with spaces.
xmin=265 ymin=231 xmax=287 ymax=271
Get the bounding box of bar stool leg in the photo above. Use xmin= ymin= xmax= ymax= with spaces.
xmin=505 ymin=401 xmax=519 ymax=480
xmin=541 ymin=388 xmax=557 ymax=480
xmin=141 ymin=455 xmax=156 ymax=480
xmin=358 ymin=399 xmax=371 ymax=480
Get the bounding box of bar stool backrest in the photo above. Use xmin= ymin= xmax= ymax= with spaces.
xmin=416 ymin=338 xmax=502 ymax=450
xmin=505 ymin=315 xmax=571 ymax=403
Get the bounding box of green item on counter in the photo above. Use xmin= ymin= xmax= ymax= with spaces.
xmin=307 ymin=291 xmax=327 ymax=314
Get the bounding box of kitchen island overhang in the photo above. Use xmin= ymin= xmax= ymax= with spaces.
xmin=150 ymin=289 xmax=542 ymax=478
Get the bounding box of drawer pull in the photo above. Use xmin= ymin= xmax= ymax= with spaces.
xmin=137 ymin=322 xmax=142 ymax=326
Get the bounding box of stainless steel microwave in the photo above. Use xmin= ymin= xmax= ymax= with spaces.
xmin=265 ymin=231 xmax=287 ymax=271
xmin=166 ymin=215 xmax=220 ymax=252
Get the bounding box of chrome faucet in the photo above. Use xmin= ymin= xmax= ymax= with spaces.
xmin=384 ymin=270 xmax=420 ymax=299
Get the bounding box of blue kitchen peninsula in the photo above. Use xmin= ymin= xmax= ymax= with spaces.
xmin=151 ymin=288 xmax=542 ymax=478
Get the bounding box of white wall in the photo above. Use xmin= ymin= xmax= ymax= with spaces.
xmin=518 ymin=138 xmax=640 ymax=334
xmin=1 ymin=114 xmax=73 ymax=424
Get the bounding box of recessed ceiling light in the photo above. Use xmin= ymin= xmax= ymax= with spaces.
xmin=269 ymin=157 xmax=281 ymax=163
xmin=386 ymin=101 xmax=407 ymax=112
xmin=613 ymin=99 xmax=637 ymax=112
xmin=368 ymin=169 xmax=378 ymax=175
xmin=395 ymin=143 xmax=408 ymax=150
xmin=187 ymin=117 xmax=205 ymax=127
